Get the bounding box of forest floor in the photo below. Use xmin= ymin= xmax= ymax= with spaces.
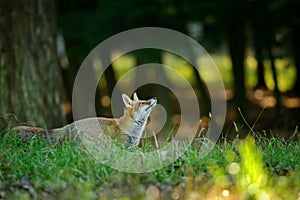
xmin=0 ymin=129 xmax=300 ymax=200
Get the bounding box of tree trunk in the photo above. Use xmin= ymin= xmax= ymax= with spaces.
xmin=253 ymin=30 xmax=267 ymax=89
xmin=227 ymin=24 xmax=246 ymax=112
xmin=0 ymin=0 xmax=65 ymax=128
xmin=267 ymin=44 xmax=281 ymax=111
xmin=102 ymin=51 xmax=120 ymax=117
xmin=187 ymin=43 xmax=211 ymax=117
xmin=226 ymin=22 xmax=247 ymax=138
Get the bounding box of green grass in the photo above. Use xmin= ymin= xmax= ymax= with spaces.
xmin=0 ymin=129 xmax=300 ymax=200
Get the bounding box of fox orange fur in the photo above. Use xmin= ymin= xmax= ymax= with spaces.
xmin=13 ymin=93 xmax=157 ymax=148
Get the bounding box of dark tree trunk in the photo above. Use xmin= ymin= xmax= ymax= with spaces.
xmin=0 ymin=0 xmax=65 ymax=128
xmin=102 ymin=52 xmax=120 ymax=117
xmin=267 ymin=44 xmax=281 ymax=110
xmin=227 ymin=24 xmax=246 ymax=112
xmin=187 ymin=42 xmax=211 ymax=117
xmin=263 ymin=24 xmax=280 ymax=110
xmin=253 ymin=30 xmax=267 ymax=89
xmin=226 ymin=21 xmax=247 ymax=138
xmin=256 ymin=47 xmax=266 ymax=88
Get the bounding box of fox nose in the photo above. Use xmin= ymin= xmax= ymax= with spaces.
xmin=152 ymin=97 xmax=157 ymax=102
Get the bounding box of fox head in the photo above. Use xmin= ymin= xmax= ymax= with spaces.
xmin=122 ymin=93 xmax=157 ymax=126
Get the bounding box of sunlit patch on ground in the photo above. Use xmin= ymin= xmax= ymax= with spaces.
xmin=247 ymin=88 xmax=300 ymax=109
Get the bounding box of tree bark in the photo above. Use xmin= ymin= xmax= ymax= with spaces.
xmin=0 ymin=0 xmax=65 ymax=128
xmin=267 ymin=44 xmax=281 ymax=111
xmin=253 ymin=30 xmax=267 ymax=89
xmin=227 ymin=24 xmax=246 ymax=111
xmin=226 ymin=21 xmax=247 ymax=138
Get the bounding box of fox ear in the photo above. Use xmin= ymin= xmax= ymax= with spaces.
xmin=122 ymin=94 xmax=132 ymax=108
xmin=133 ymin=92 xmax=139 ymax=101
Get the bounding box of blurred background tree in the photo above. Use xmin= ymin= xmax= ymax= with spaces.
xmin=0 ymin=0 xmax=65 ymax=128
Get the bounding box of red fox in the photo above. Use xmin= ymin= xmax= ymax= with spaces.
xmin=13 ymin=93 xmax=157 ymax=148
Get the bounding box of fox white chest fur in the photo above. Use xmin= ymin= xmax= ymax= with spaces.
xmin=117 ymin=93 xmax=157 ymax=147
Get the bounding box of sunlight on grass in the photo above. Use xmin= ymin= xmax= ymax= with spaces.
xmin=245 ymin=55 xmax=259 ymax=87
xmin=1 ymin=129 xmax=300 ymax=199
xmin=184 ymin=135 xmax=300 ymax=199
xmin=236 ymin=136 xmax=269 ymax=199
xmin=109 ymin=52 xmax=296 ymax=92
xmin=163 ymin=52 xmax=196 ymax=86
xmin=264 ymin=58 xmax=296 ymax=92
xmin=110 ymin=52 xmax=234 ymax=88
xmin=210 ymin=54 xmax=233 ymax=87
xmin=111 ymin=52 xmax=136 ymax=80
